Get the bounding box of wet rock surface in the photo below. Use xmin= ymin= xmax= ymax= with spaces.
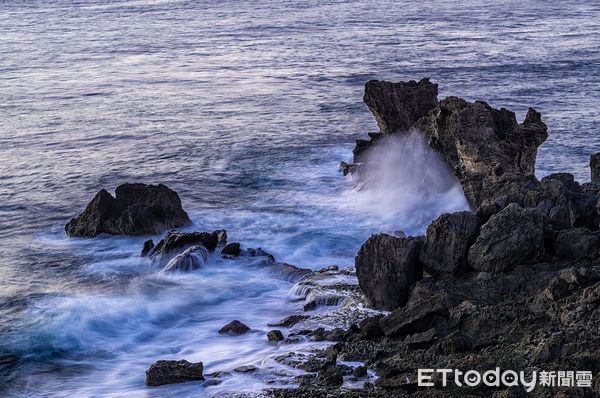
xmin=66 ymin=183 xmax=191 ymax=237
xmin=219 ymin=320 xmax=250 ymax=335
xmin=149 ymin=230 xmax=222 ymax=257
xmin=145 ymin=359 xmax=203 ymax=387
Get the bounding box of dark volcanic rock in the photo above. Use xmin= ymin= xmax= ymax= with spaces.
xmin=541 ymin=173 xmax=580 ymax=192
xmin=234 ymin=365 xmax=257 ymax=373
xmin=379 ymin=294 xmax=450 ymax=337
xmin=145 ymin=359 xmax=203 ymax=387
xmin=268 ymin=315 xmax=309 ymax=328
xmin=420 ymin=211 xmax=480 ymax=275
xmin=355 ymin=234 xmax=424 ymax=310
xmin=316 ymin=365 xmax=344 ymax=387
xmin=415 ymin=98 xmax=548 ymax=207
xmin=468 ymin=204 xmax=545 ymax=273
xmin=218 ymin=320 xmax=250 ymax=335
xmin=359 ymin=315 xmax=384 ymax=340
xmin=150 ymin=230 xmax=220 ymax=257
xmin=140 ymin=239 xmax=154 ymax=257
xmin=161 ymin=246 xmax=209 ymax=273
xmin=555 ymin=227 xmax=600 ymax=261
xmin=363 ymin=78 xmax=438 ymax=134
xmin=592 ymin=152 xmax=600 ymax=183
xmin=267 ymin=330 xmax=285 ymax=342
xmin=353 ymin=80 xmax=551 ymax=214
xmin=66 ymin=183 xmax=191 ymax=237
xmin=221 ymin=242 xmax=241 ymax=257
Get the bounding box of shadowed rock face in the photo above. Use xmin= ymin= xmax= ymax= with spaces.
xmin=420 ymin=211 xmax=480 ymax=276
xmin=415 ymin=98 xmax=548 ymax=207
xmin=65 ymin=183 xmax=191 ymax=237
xmin=468 ymin=203 xmax=545 ymax=273
xmin=592 ymin=153 xmax=600 ymax=183
xmin=355 ymin=234 xmax=423 ymax=310
xmin=145 ymin=359 xmax=203 ymax=387
xmin=363 ymin=78 xmax=439 ymax=134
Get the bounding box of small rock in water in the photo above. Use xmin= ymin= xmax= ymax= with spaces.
xmin=234 ymin=365 xmax=257 ymax=373
xmin=318 ymin=265 xmax=338 ymax=273
xmin=140 ymin=239 xmax=154 ymax=257
xmin=268 ymin=315 xmax=309 ymax=328
xmin=150 ymin=230 xmax=221 ymax=256
xmin=221 ymin=242 xmax=241 ymax=257
xmin=218 ymin=320 xmax=250 ymax=335
xmin=160 ymin=245 xmax=208 ymax=273
xmin=267 ymin=330 xmax=284 ymax=342
xmin=145 ymin=359 xmax=204 ymax=387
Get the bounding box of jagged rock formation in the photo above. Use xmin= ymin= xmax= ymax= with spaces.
xmin=363 ymin=79 xmax=439 ymax=134
xmin=145 ymin=359 xmax=204 ymax=387
xmin=65 ymin=183 xmax=191 ymax=237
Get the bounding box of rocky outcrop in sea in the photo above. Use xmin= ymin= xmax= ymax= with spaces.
xmin=271 ymin=79 xmax=600 ymax=397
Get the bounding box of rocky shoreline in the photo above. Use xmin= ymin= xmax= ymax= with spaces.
xmin=65 ymin=79 xmax=600 ymax=397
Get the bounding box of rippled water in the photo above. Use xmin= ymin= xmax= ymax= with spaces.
xmin=1 ymin=0 xmax=599 ymax=396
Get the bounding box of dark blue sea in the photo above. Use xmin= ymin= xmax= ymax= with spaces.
xmin=1 ymin=0 xmax=599 ymax=396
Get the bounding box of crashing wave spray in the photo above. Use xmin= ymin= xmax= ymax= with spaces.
xmin=347 ymin=130 xmax=471 ymax=234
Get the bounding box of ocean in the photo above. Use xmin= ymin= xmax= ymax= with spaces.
xmin=1 ymin=0 xmax=599 ymax=396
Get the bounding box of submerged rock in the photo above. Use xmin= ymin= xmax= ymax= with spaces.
xmin=268 ymin=315 xmax=309 ymax=328
xmin=145 ymin=359 xmax=203 ymax=387
xmin=420 ymin=211 xmax=480 ymax=276
xmin=218 ymin=320 xmax=250 ymax=335
xmin=140 ymin=239 xmax=154 ymax=257
xmin=355 ymin=234 xmax=423 ymax=310
xmin=468 ymin=204 xmax=545 ymax=273
xmin=267 ymin=330 xmax=284 ymax=342
xmin=149 ymin=230 xmax=222 ymax=257
xmin=66 ymin=183 xmax=191 ymax=237
xmin=160 ymin=246 xmax=209 ymax=273
xmin=221 ymin=242 xmax=241 ymax=257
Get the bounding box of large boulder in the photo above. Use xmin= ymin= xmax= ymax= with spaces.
xmin=66 ymin=183 xmax=191 ymax=237
xmin=355 ymin=234 xmax=424 ymax=310
xmin=363 ymin=78 xmax=439 ymax=134
xmin=468 ymin=203 xmax=545 ymax=273
xmin=145 ymin=359 xmax=204 ymax=387
xmin=419 ymin=211 xmax=481 ymax=275
xmin=555 ymin=228 xmax=600 ymax=261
